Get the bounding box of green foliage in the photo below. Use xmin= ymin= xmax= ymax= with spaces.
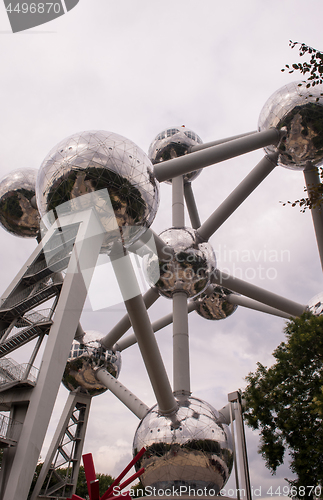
xmin=281 ymin=41 xmax=323 ymax=212
xmin=282 ymin=41 xmax=323 ymax=88
xmin=243 ymin=313 xmax=323 ymax=499
xmin=28 ymin=463 xmax=114 ymax=499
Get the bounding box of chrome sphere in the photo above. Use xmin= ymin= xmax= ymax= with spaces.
xmin=307 ymin=292 xmax=323 ymax=316
xmin=133 ymin=397 xmax=233 ymax=494
xmin=258 ymin=81 xmax=323 ymax=170
xmin=62 ymin=331 xmax=121 ymax=397
xmin=148 ymin=126 xmax=203 ymax=183
xmin=0 ymin=169 xmax=40 ymax=238
xmin=194 ymin=285 xmax=238 ymax=320
xmin=144 ymin=227 xmax=216 ymax=298
xmin=36 ymin=130 xmax=159 ymax=251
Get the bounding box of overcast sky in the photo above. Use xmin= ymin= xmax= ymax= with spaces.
xmin=0 ymin=0 xmax=322 ymax=497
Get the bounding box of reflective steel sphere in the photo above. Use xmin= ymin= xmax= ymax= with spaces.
xmin=133 ymin=397 xmax=233 ymax=494
xmin=194 ymin=285 xmax=238 ymax=320
xmin=307 ymin=292 xmax=323 ymax=316
xmin=148 ymin=126 xmax=203 ymax=183
xmin=62 ymin=331 xmax=121 ymax=397
xmin=258 ymin=81 xmax=323 ymax=170
xmin=36 ymin=130 xmax=159 ymax=251
xmin=0 ymin=169 xmax=40 ymax=238
xmin=144 ymin=227 xmax=216 ymax=298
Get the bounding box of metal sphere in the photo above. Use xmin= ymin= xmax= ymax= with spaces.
xmin=62 ymin=331 xmax=121 ymax=397
xmin=258 ymin=81 xmax=323 ymax=170
xmin=133 ymin=397 xmax=233 ymax=494
xmin=194 ymin=285 xmax=238 ymax=320
xmin=0 ymin=168 xmax=40 ymax=238
xmin=36 ymin=130 xmax=159 ymax=251
xmin=148 ymin=126 xmax=203 ymax=183
xmin=143 ymin=227 xmax=216 ymax=298
xmin=307 ymin=292 xmax=323 ymax=316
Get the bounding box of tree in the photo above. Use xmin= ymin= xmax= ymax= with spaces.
xmin=282 ymin=41 xmax=323 ymax=88
xmin=243 ymin=313 xmax=323 ymax=499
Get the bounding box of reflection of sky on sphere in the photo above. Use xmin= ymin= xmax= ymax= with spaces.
xmin=148 ymin=126 xmax=203 ymax=183
xmin=258 ymin=81 xmax=323 ymax=169
xmin=0 ymin=169 xmax=39 ymax=238
xmin=133 ymin=397 xmax=233 ymax=494
xmin=36 ymin=130 xmax=159 ymax=251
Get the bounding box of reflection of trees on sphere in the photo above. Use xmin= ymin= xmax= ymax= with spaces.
xmin=36 ymin=130 xmax=159 ymax=251
xmin=133 ymin=397 xmax=233 ymax=494
xmin=62 ymin=331 xmax=121 ymax=397
xmin=144 ymin=227 xmax=216 ymax=298
xmin=0 ymin=168 xmax=40 ymax=238
xmin=148 ymin=126 xmax=203 ymax=183
xmin=258 ymin=81 xmax=323 ymax=170
xmin=194 ymin=285 xmax=238 ymax=320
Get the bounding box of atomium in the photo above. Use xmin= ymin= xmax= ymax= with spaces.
xmin=307 ymin=292 xmax=323 ymax=316
xmin=36 ymin=130 xmax=159 ymax=251
xmin=194 ymin=284 xmax=238 ymax=320
xmin=143 ymin=227 xmax=216 ymax=298
xmin=62 ymin=331 xmax=121 ymax=397
xmin=258 ymin=81 xmax=323 ymax=170
xmin=148 ymin=126 xmax=203 ymax=183
xmin=0 ymin=168 xmax=40 ymax=238
xmin=133 ymin=397 xmax=233 ymax=494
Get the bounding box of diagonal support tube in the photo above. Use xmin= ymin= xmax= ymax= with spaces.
xmin=184 ymin=182 xmax=201 ymax=229
xmin=100 ymin=287 xmax=159 ymax=349
xmin=197 ymin=154 xmax=278 ymax=241
xmin=111 ymin=250 xmax=177 ymax=415
xmin=213 ymin=270 xmax=307 ymax=317
xmin=154 ymin=128 xmax=281 ymax=183
xmin=114 ymin=302 xmax=196 ymax=352
xmin=304 ymin=163 xmax=323 ymax=271
xmin=227 ymin=294 xmax=293 ymax=319
xmin=95 ymin=368 xmax=149 ymax=420
xmin=189 ymin=131 xmax=258 ymax=153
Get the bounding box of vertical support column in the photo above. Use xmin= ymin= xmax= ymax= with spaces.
xmin=228 ymin=391 xmax=252 ymax=500
xmin=172 ymin=175 xmax=190 ymax=396
xmin=2 ymin=210 xmax=104 ymax=500
xmin=304 ymin=164 xmax=323 ymax=271
xmin=173 ymin=291 xmax=190 ymax=396
xmin=30 ymin=391 xmax=92 ymax=500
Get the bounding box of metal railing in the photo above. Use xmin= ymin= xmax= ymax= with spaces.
xmin=0 ymin=358 xmax=39 ymax=385
xmin=0 ymin=412 xmax=22 ymax=441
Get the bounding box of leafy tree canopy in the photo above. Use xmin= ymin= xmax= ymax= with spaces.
xmin=282 ymin=41 xmax=323 ymax=88
xmin=243 ymin=313 xmax=323 ymax=499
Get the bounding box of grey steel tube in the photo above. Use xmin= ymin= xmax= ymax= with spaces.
xmin=111 ymin=252 xmax=177 ymax=415
xmin=172 ymin=176 xmax=185 ymax=227
xmin=197 ymin=154 xmax=278 ymax=241
xmin=227 ymin=294 xmax=292 ymax=319
xmin=304 ymin=164 xmax=323 ymax=271
xmin=173 ymin=291 xmax=190 ymax=396
xmin=154 ymin=128 xmax=281 ymax=183
xmin=100 ymin=287 xmax=159 ymax=349
xmin=114 ymin=302 xmax=196 ymax=352
xmin=189 ymin=131 xmax=257 ymax=153
xmin=95 ymin=368 xmax=150 ymax=420
xmin=184 ymin=182 xmax=201 ymax=229
xmin=214 ymin=270 xmax=307 ymax=317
